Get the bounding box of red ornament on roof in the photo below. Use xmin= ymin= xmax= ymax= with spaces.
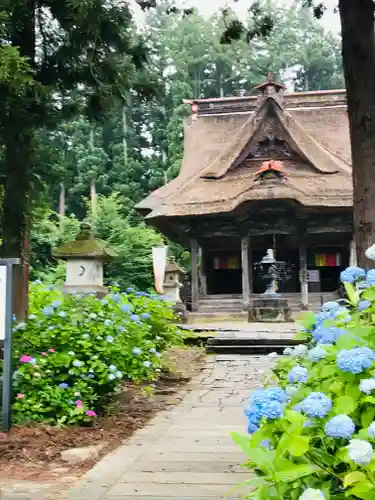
xmin=254 ymin=160 xmax=288 ymax=179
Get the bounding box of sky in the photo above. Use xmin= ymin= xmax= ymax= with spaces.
xmin=132 ymin=0 xmax=341 ymax=34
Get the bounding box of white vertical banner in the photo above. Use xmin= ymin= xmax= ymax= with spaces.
xmin=0 ymin=266 xmax=7 ymax=340
xmin=152 ymin=246 xmax=168 ymax=294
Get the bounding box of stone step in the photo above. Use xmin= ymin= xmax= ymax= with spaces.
xmin=207 ymin=337 xmax=303 ymax=346
xmin=206 ymin=344 xmax=291 ymax=354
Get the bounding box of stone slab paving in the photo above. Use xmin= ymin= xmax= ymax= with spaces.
xmin=59 ymin=354 xmax=273 ymax=500
xmin=182 ymin=321 xmax=298 ymax=339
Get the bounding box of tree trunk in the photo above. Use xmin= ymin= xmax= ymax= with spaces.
xmin=339 ymin=0 xmax=375 ymax=268
xmin=0 ymin=1 xmax=36 ymax=319
xmin=1 ymin=132 xmax=32 ymax=320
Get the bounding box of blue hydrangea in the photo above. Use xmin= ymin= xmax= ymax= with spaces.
xmin=322 ymin=301 xmax=340 ymax=312
xmin=348 ymin=439 xmax=374 ymax=465
xmin=358 ymin=300 xmax=372 ymax=312
xmin=109 ymin=364 xmax=117 ymax=372
xmin=108 ymin=373 xmax=116 ymax=381
xmin=283 ymin=347 xmax=293 ymax=356
xmin=106 ymin=335 xmax=114 ymax=343
xmin=307 ymin=346 xmax=327 ymax=362
xmin=143 ymin=361 xmax=152 ymax=368
xmin=298 ymin=392 xmax=332 ymax=418
xmin=340 ymin=266 xmax=366 ymax=284
xmin=51 ymin=300 xmax=62 ymax=309
xmin=132 ymin=347 xmax=142 ymax=355
xmin=59 ymin=382 xmax=69 ymax=389
xmin=104 ymin=319 xmax=113 ymax=327
xmin=288 ymin=366 xmax=308 ymax=384
xmin=291 ymin=345 xmax=308 ymax=358
xmin=245 ymin=387 xmax=286 ymax=430
xmin=120 ymin=304 xmax=131 ymax=313
xmin=130 ymin=314 xmax=140 ymax=322
xmin=360 ymin=378 xmax=375 ymax=394
xmin=42 ymin=306 xmax=54 ymax=316
xmin=285 ymin=385 xmax=299 ymax=398
xmin=115 ymin=371 xmax=123 ymax=379
xmin=127 ymin=287 xmax=135 ymax=293
xmin=88 ymin=373 xmax=95 ymax=379
xmin=367 ymin=269 xmax=375 ymax=284
xmin=325 ymin=415 xmax=355 ymax=439
xmin=82 ymin=333 xmax=90 ymax=339
xmin=149 ymin=348 xmax=157 ymax=354
xmin=368 ymin=422 xmax=375 ymax=439
xmin=337 ymin=347 xmax=375 ymax=374
xmin=260 ymin=439 xmax=272 ymax=449
xmin=247 ymin=422 xmax=258 ymax=434
xmin=73 ymin=360 xmax=83 ymax=368
xmin=109 ymin=293 xmax=121 ymax=304
xmin=312 ymin=325 xmax=347 ymax=345
xmin=89 ymin=313 xmax=97 ymax=320
xmin=28 ymin=314 xmax=36 ymax=320
xmin=141 ymin=313 xmax=150 ymax=320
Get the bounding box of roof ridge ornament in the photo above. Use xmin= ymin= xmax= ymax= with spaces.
xmin=254 ymin=72 xmax=285 ymax=107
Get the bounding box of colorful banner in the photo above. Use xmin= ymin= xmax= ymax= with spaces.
xmin=313 ymin=253 xmax=341 ymax=267
xmin=152 ymin=246 xmax=168 ymax=293
xmin=213 ymin=255 xmax=240 ymax=270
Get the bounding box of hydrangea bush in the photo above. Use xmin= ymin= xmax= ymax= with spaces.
xmin=233 ymin=265 xmax=375 ymax=499
xmin=0 ymin=282 xmax=183 ymax=426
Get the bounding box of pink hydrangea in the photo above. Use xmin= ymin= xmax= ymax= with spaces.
xmin=49 ymin=348 xmax=55 ymax=353
xmin=20 ymin=355 xmax=32 ymax=363
xmin=16 ymin=393 xmax=24 ymax=399
xmin=86 ymin=410 xmax=97 ymax=417
xmin=41 ymin=352 xmax=47 ymax=356
xmin=75 ymin=400 xmax=83 ymax=408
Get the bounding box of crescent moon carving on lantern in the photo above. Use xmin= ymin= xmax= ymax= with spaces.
xmin=79 ymin=266 xmax=85 ymax=276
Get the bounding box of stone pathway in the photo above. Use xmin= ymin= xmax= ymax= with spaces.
xmin=63 ymin=354 xmax=273 ymax=500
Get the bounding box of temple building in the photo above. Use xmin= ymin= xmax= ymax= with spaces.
xmin=136 ymin=75 xmax=354 ymax=316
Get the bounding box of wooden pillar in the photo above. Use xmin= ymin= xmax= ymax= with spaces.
xmin=190 ymin=239 xmax=199 ymax=312
xmin=349 ymin=239 xmax=357 ymax=266
xmin=248 ymin=236 xmax=253 ymax=295
xmin=298 ymin=224 xmax=309 ymax=309
xmin=241 ymin=235 xmax=250 ymax=310
xmin=199 ymin=247 xmax=207 ymax=296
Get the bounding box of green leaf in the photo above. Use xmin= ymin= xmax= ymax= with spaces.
xmin=296 ymin=310 xmax=316 ymax=331
xmin=287 ymin=436 xmax=310 ymax=457
xmin=346 ymin=480 xmax=375 ymax=499
xmin=273 ymin=464 xmax=320 ymax=483
xmin=231 ymin=432 xmax=275 ymax=474
xmin=362 ymin=407 xmax=375 ymax=428
xmin=344 ymin=282 xmax=358 ymax=306
xmin=335 ymin=395 xmax=357 ymax=414
xmin=336 ymin=334 xmax=360 ymax=350
xmin=343 ymin=471 xmax=366 ymax=488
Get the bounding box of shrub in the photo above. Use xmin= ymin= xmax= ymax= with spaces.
xmin=0 ymin=283 xmax=183 ymax=426
xmin=233 ymin=265 xmax=375 ymax=499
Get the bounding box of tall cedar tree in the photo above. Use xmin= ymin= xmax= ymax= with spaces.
xmin=0 ymin=0 xmax=152 ymax=318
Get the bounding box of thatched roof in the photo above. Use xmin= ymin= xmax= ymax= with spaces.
xmin=137 ymin=85 xmax=352 ymax=220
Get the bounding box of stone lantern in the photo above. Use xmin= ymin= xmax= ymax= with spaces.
xmin=53 ymin=222 xmax=117 ymax=297
xmin=163 ymin=258 xmax=184 ymax=302
xmin=163 ymin=257 xmax=187 ymax=321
